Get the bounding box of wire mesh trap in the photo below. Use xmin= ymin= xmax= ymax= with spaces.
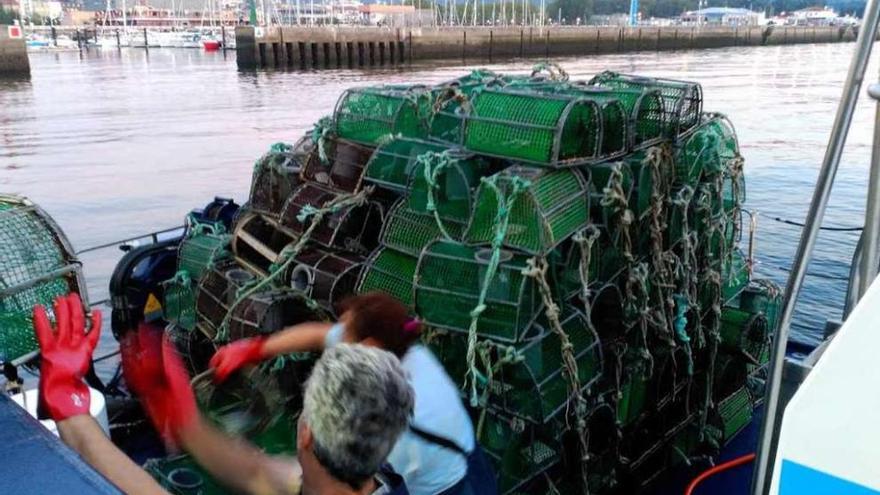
xmin=300 ymin=137 xmax=374 ymax=193
xmin=465 ymin=166 xmax=591 ymax=255
xmin=0 ymin=194 xmax=88 ymax=363
xmin=231 ymin=212 xmax=298 ymax=276
xmin=363 ymin=137 xmax=450 ymax=192
xmin=405 ymin=150 xmax=493 ymax=223
xmin=248 ymin=144 xmax=304 ymax=218
xmin=286 ymin=248 xmax=364 ymax=316
xmin=178 ymin=224 xmax=231 ymax=282
xmin=356 ymin=247 xmax=419 ymax=308
xmin=414 ymin=239 xmax=542 ymax=342
xmin=462 ymin=88 xmax=603 ymax=167
xmin=278 ymin=182 xmax=385 ymax=254
xmin=334 ymin=85 xmax=433 ymax=145
xmin=380 ymin=200 xmax=467 ymax=256
xmin=674 ymin=113 xmax=741 ymax=187
xmin=590 ymin=71 xmax=703 ymax=139
xmin=163 ymin=272 xmax=198 ymax=331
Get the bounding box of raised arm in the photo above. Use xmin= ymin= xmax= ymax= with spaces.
xmin=33 ymin=294 xmax=167 ymax=495
xmin=123 ymin=324 xmax=302 ymax=495
xmin=210 ymin=321 xmax=333 ymax=383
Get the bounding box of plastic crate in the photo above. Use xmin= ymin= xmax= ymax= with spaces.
xmin=465 ymin=166 xmax=590 ymax=255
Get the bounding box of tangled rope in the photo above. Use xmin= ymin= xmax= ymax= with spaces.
xmin=311 ymin=116 xmax=334 ymax=166
xmin=464 ymin=175 xmax=530 ymax=408
xmin=214 ymin=187 xmax=373 ymax=341
xmin=531 ymin=62 xmax=570 ymax=82
xmin=417 ymin=150 xmax=458 ymax=240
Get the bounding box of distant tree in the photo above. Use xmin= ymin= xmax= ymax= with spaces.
xmin=549 ymin=0 xmax=595 ymax=23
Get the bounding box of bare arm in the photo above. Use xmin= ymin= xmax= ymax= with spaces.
xmin=260 ymin=321 xmax=333 ymax=357
xmin=57 ymin=415 xmax=167 ymax=495
xmin=177 ymin=417 xmax=302 ymax=495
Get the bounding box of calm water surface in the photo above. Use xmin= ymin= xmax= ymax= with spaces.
xmin=1 ymin=43 xmax=877 ymax=376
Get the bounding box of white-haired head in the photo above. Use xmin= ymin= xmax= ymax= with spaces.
xmin=299 ymin=343 xmax=414 ymax=489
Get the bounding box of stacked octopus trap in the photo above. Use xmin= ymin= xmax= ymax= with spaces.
xmin=152 ymin=66 xmax=781 ymax=494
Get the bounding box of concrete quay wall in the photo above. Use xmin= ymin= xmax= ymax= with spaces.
xmin=236 ymin=25 xmax=859 ymax=70
xmin=0 ymin=26 xmax=30 ymax=76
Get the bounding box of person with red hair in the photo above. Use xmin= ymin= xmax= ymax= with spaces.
xmin=210 ymin=290 xmax=497 ymax=495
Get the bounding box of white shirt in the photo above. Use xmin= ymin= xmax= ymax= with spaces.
xmin=325 ymin=324 xmax=474 ymax=495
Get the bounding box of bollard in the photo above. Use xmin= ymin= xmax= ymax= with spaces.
xmin=51 ymin=26 xmax=57 ymax=47
xmin=115 ymin=29 xmax=120 ymax=48
xmin=144 ymin=28 xmax=149 ymax=50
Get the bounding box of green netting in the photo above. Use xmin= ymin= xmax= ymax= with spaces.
xmin=739 ymin=279 xmax=782 ymax=333
xmin=674 ymin=114 xmax=740 ymax=187
xmin=406 ymin=151 xmax=492 ymax=222
xmin=617 ymin=372 xmax=650 ymax=427
xmin=334 ymin=86 xmax=433 ymax=145
xmin=590 ymin=71 xmax=703 ymax=138
xmin=0 ymin=195 xmax=83 ymax=363
xmin=479 ymin=411 xmax=562 ymax=494
xmin=249 ymin=146 xmax=303 ymax=217
xmin=719 ymin=306 xmax=769 ymax=358
xmin=463 ymin=89 xmax=601 ymax=166
xmin=363 ymin=137 xmax=448 ymax=192
xmin=414 ymin=240 xmax=541 ymax=342
xmin=465 ymin=167 xmax=590 ymax=254
xmin=381 ymin=201 xmax=466 ymax=256
xmin=163 ymin=273 xmax=197 ymax=331
xmin=714 ymin=387 xmax=753 ymax=443
xmin=357 ymin=247 xmax=418 ymax=307
xmin=178 ymin=229 xmax=231 ymax=282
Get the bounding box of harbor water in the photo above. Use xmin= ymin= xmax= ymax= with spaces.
xmin=1 ymin=43 xmax=877 ymax=377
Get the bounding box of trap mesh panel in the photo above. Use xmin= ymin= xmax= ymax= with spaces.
xmin=381 ymin=201 xmax=466 ymax=256
xmin=300 ymin=138 xmax=374 ymax=192
xmin=249 ymin=146 xmax=303 ymax=217
xmin=414 ymin=240 xmax=541 ymax=342
xmin=196 ymin=259 xmax=257 ymax=334
xmin=357 ymin=247 xmax=418 ymax=307
xmin=617 ymin=371 xmax=650 ymax=427
xmin=712 ymin=387 xmax=753 ymax=443
xmin=226 ymin=289 xmax=322 ymax=341
xmin=430 ymin=70 xmax=517 ymax=145
xmin=739 ymin=279 xmax=782 ymax=334
xmin=178 ymin=229 xmax=230 ymax=282
xmin=363 ymin=138 xmax=449 ymax=192
xmin=491 ymin=308 xmax=602 ymax=423
xmin=722 ymin=249 xmax=750 ymax=303
xmin=406 ymin=151 xmax=491 ymax=223
xmin=0 ymin=195 xmax=84 ymax=362
xmin=590 ymin=71 xmax=703 ymax=138
xmin=479 ymin=411 xmax=562 ymax=494
xmin=465 ymin=167 xmax=590 ymax=255
xmin=279 ymin=183 xmax=384 ymax=254
xmin=719 ymin=307 xmax=769 ymax=362
xmin=674 ymin=113 xmax=740 ymax=187
xmin=231 ymin=213 xmax=297 ymax=275
xmin=463 ymin=89 xmax=601 ymax=166
xmin=287 ymin=248 xmax=364 ymax=316
xmin=626 ymin=150 xmax=673 ymax=218
xmin=163 ymin=273 xmax=198 ymax=331
xmin=334 ymin=86 xmax=432 ymax=145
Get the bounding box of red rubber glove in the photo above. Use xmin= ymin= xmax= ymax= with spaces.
xmin=209 ymin=336 xmax=268 ymax=384
xmin=121 ymin=323 xmax=197 ymax=448
xmin=33 ymin=293 xmax=102 ymax=421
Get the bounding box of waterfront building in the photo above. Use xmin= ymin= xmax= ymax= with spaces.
xmin=680 ymin=7 xmax=765 ymax=26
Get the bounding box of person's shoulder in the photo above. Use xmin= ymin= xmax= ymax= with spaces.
xmin=374 ymin=464 xmax=410 ymax=495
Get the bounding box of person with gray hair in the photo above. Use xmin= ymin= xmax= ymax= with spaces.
xmin=299 ymin=343 xmax=415 ymax=494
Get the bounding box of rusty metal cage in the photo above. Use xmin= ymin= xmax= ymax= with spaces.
xmin=231 ymin=213 xmax=297 ymax=276
xmin=287 ymin=248 xmax=364 ymax=316
xmin=248 ymin=144 xmax=305 ymax=218
xmin=300 ymin=137 xmax=375 ymax=193
xmin=279 ymin=183 xmax=385 ymax=254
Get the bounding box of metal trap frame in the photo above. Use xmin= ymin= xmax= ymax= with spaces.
xmin=380 ymin=200 xmax=466 ymax=256
xmin=196 ymin=259 xmax=259 ymax=333
xmin=362 ymin=137 xmax=450 ymax=193
xmin=279 ymin=182 xmax=385 ymax=254
xmin=287 ymin=247 xmax=364 ymax=316
xmin=462 ymin=88 xmax=603 ymax=167
xmin=414 ymin=239 xmax=543 ymax=343
xmin=674 ymin=113 xmax=741 ymax=187
xmin=300 ymin=137 xmax=375 ymax=193
xmin=178 ymin=223 xmax=231 ymax=282
xmin=465 ymin=166 xmax=591 ymax=255
xmin=248 ymin=145 xmax=304 ymax=218
xmin=590 ymin=71 xmax=703 ymax=139
xmin=356 ymin=247 xmax=419 ymax=308
xmin=333 ymin=85 xmax=433 ymax=145
xmin=231 ymin=212 xmax=298 ymax=276
xmin=162 ymin=272 xmax=198 ymax=331
xmin=0 ymin=194 xmax=89 ymax=363
xmin=406 ymin=150 xmax=493 ymax=223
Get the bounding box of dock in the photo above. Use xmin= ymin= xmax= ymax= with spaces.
xmin=235 ymin=25 xmax=859 ymax=70
xmin=0 ymin=25 xmax=30 ymax=76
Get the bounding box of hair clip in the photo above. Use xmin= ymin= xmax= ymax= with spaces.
xmin=403 ymin=318 xmax=422 ymax=334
